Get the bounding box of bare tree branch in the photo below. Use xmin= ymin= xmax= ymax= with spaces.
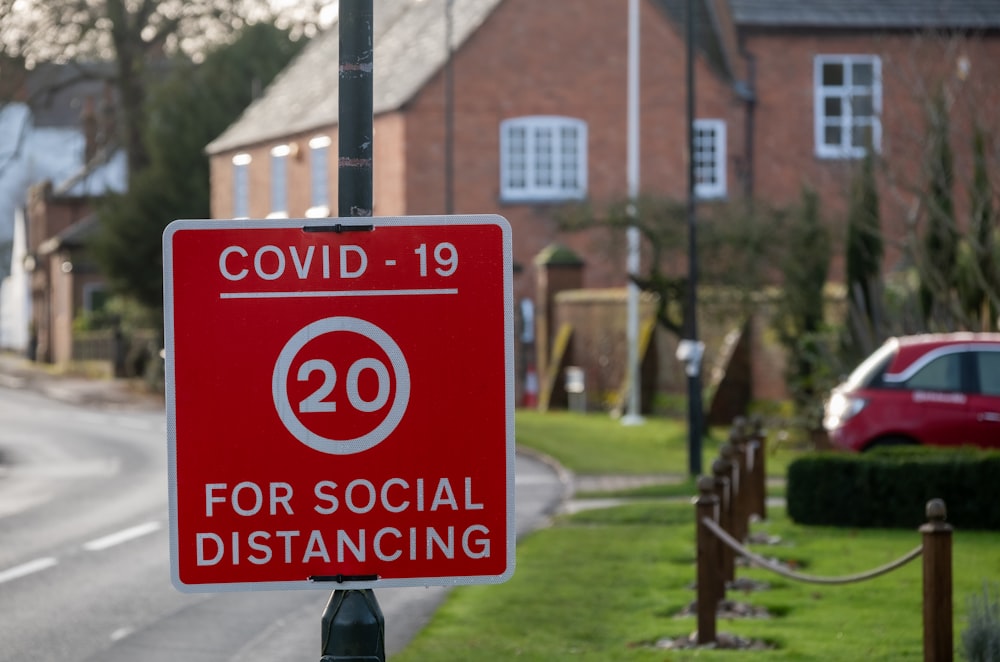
xmin=0 ymin=0 xmax=323 ymax=181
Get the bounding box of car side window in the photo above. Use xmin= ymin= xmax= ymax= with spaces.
xmin=975 ymin=351 xmax=1000 ymax=396
xmin=903 ymin=353 xmax=963 ymax=392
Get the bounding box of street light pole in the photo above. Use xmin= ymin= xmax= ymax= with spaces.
xmin=684 ymin=0 xmax=703 ymax=476
xmin=623 ymin=0 xmax=644 ymax=426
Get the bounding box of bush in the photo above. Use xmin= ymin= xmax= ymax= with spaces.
xmin=787 ymin=447 xmax=1000 ymax=529
xmin=962 ymin=582 xmax=1000 ymax=662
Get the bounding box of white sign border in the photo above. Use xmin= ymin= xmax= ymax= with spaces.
xmin=163 ymin=214 xmax=515 ymax=593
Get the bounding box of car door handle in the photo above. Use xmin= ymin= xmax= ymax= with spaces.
xmin=977 ymin=412 xmax=1000 ymax=423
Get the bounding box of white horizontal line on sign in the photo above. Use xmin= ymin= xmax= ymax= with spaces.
xmin=220 ymin=288 xmax=459 ymax=300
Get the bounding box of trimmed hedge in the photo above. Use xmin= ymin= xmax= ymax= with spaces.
xmin=787 ymin=447 xmax=1000 ymax=530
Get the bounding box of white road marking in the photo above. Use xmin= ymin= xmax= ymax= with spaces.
xmin=0 ymin=521 xmax=164 ymax=585
xmin=0 ymin=557 xmax=58 ymax=584
xmin=83 ymin=521 xmax=162 ymax=551
xmin=110 ymin=627 xmax=134 ymax=642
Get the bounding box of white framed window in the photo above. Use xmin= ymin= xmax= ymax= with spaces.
xmin=232 ymin=153 xmax=251 ymax=219
xmin=500 ymin=116 xmax=587 ymax=202
xmin=268 ymin=144 xmax=290 ymax=218
xmin=307 ymin=135 xmax=331 ymax=218
xmin=815 ymin=55 xmax=882 ymax=158
xmin=693 ymin=119 xmax=726 ymax=199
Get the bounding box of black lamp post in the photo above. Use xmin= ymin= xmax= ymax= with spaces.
xmin=684 ymin=0 xmax=704 ymax=477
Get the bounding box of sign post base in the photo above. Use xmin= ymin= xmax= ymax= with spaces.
xmin=321 ymin=589 xmax=385 ymax=661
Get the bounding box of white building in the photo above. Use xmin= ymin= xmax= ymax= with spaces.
xmin=0 ymin=101 xmax=87 ymax=351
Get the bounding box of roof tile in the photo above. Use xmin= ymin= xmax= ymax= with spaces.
xmin=729 ymin=0 xmax=1000 ymax=30
xmin=207 ymin=0 xmax=503 ymax=154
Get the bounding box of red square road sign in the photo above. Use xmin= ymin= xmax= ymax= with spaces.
xmin=163 ymin=215 xmax=514 ymax=592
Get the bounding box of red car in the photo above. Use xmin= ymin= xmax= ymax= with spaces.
xmin=823 ymin=333 xmax=1000 ymax=452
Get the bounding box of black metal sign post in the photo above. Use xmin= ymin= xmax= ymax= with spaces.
xmin=339 ymin=0 xmax=374 ymax=219
xmin=320 ymin=1 xmax=385 ymax=660
xmin=684 ymin=0 xmax=703 ymax=477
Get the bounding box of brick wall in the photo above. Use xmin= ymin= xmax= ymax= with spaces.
xmin=746 ymin=30 xmax=1000 ymax=279
xmin=401 ymin=0 xmax=745 ymax=305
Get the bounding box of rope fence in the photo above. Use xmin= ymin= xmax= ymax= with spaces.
xmin=701 ymin=516 xmax=924 ymax=585
xmin=693 ymin=417 xmax=954 ymax=661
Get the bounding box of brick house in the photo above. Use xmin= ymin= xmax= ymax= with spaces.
xmin=729 ymin=0 xmax=1000 ymax=275
xmin=206 ymin=0 xmax=742 ymax=301
xmin=206 ymin=0 xmax=1000 ymax=406
xmin=25 ymin=191 xmax=100 ymax=365
xmin=24 ymin=150 xmax=127 ymax=365
xmin=0 ymin=64 xmax=127 ymax=365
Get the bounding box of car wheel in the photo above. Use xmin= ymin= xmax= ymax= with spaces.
xmin=864 ymin=436 xmax=918 ymax=452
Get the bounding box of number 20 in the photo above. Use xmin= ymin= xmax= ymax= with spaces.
xmin=297 ymin=358 xmax=390 ymax=414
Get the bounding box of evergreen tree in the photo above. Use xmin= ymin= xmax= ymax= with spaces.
xmin=920 ymin=88 xmax=959 ymax=324
xmin=0 ymin=0 xmax=323 ymax=178
xmin=90 ymin=22 xmax=306 ymax=311
xmin=779 ymin=189 xmax=830 ymax=339
xmin=957 ymin=124 xmax=997 ymax=329
xmin=844 ymin=145 xmax=882 ymax=352
xmin=776 ymin=188 xmax=832 ymax=435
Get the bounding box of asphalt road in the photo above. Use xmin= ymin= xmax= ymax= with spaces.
xmin=0 ymin=383 xmax=566 ymax=660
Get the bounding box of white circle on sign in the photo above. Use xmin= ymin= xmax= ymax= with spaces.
xmin=272 ymin=317 xmax=410 ymax=455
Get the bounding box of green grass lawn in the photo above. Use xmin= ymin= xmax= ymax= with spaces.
xmin=396 ymin=501 xmax=998 ymax=661
xmin=515 ymin=409 xmax=799 ymax=480
xmin=391 ymin=410 xmax=998 ymax=660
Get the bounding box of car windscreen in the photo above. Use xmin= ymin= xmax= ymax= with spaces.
xmin=844 ymin=339 xmax=898 ymax=390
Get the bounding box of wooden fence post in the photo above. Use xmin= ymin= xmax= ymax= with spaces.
xmin=695 ymin=475 xmax=720 ymax=645
xmin=712 ymin=457 xmax=734 ymax=583
xmin=720 ymin=442 xmax=742 ymax=542
xmin=921 ymin=499 xmax=953 ymax=662
xmin=749 ymin=416 xmax=767 ymax=520
xmin=729 ymin=431 xmax=750 ymax=543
